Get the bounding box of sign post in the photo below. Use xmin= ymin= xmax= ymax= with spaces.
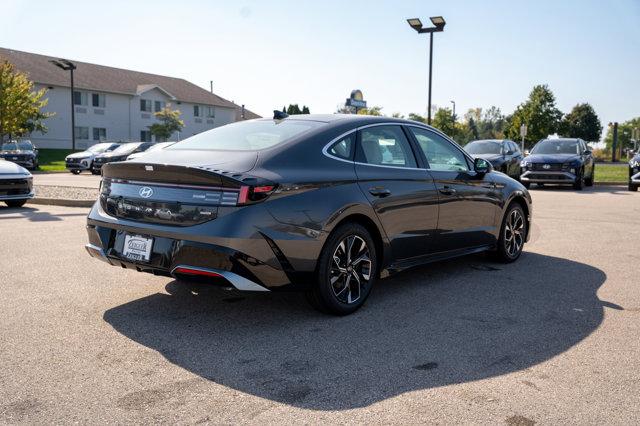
xmin=520 ymin=124 xmax=528 ymax=153
xmin=345 ymin=90 xmax=366 ymax=114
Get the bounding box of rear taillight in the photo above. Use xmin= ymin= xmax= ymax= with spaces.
xmin=237 ymin=184 xmax=277 ymax=205
xmin=173 ymin=267 xmax=222 ymax=278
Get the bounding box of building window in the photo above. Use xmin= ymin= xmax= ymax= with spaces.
xmin=75 ymin=126 xmax=89 ymax=140
xmin=193 ymin=105 xmax=201 ymax=117
xmin=140 ymin=99 xmax=152 ymax=112
xmin=73 ymin=91 xmax=87 ymax=106
xmin=154 ymin=101 xmax=166 ymax=112
xmin=93 ymin=128 xmax=107 ymax=141
xmin=206 ymin=106 xmax=215 ymax=118
xmin=140 ymin=130 xmax=152 ymax=142
xmin=92 ymin=93 xmax=106 ymax=108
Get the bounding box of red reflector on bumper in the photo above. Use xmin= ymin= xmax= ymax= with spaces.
xmin=173 ymin=267 xmax=223 ymax=278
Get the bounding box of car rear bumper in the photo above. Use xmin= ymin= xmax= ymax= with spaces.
xmin=520 ymin=170 xmax=577 ymax=184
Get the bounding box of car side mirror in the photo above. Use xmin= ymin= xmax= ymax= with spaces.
xmin=474 ymin=157 xmax=492 ymax=174
xmin=584 ymin=150 xmax=591 ymax=155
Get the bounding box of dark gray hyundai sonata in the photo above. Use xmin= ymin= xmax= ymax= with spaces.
xmin=86 ymin=114 xmax=532 ymax=315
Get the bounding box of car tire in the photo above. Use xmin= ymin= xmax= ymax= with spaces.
xmin=585 ymin=165 xmax=594 ymax=187
xmin=5 ymin=199 xmax=27 ymax=208
xmin=629 ymin=183 xmax=639 ymax=192
xmin=573 ymin=169 xmax=584 ymax=190
xmin=522 ymin=182 xmax=530 ymax=189
xmin=91 ymin=169 xmax=100 ymax=175
xmin=493 ymin=203 xmax=527 ymax=263
xmin=307 ymin=222 xmax=377 ymax=315
xmin=71 ymin=170 xmax=81 ymax=175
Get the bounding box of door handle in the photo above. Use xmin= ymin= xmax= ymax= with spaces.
xmin=368 ymin=187 xmax=391 ymax=197
xmin=439 ymin=186 xmax=457 ymax=196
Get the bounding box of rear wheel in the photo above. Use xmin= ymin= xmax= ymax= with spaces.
xmin=493 ymin=203 xmax=527 ymax=263
xmin=5 ymin=199 xmax=27 ymax=208
xmin=71 ymin=169 xmax=81 ymax=175
xmin=307 ymin=223 xmax=377 ymax=315
xmin=585 ymin=165 xmax=594 ymax=186
xmin=91 ymin=169 xmax=100 ymax=175
xmin=630 ymin=182 xmax=639 ymax=192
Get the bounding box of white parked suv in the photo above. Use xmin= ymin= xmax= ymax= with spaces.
xmin=65 ymin=142 xmax=121 ymax=174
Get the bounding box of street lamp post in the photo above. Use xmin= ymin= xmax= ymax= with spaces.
xmin=407 ymin=16 xmax=446 ymax=125
xmin=49 ymin=59 xmax=77 ymax=150
xmin=450 ymin=100 xmax=456 ymax=139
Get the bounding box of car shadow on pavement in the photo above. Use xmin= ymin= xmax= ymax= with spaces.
xmin=0 ymin=206 xmax=87 ymax=221
xmin=529 ymin=185 xmax=630 ymax=195
xmin=103 ymin=252 xmax=607 ymax=411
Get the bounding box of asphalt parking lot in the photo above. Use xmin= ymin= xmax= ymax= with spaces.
xmin=1 ymin=186 xmax=639 ymax=424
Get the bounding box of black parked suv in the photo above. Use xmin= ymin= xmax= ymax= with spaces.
xmin=0 ymin=140 xmax=39 ymax=170
xmin=629 ymin=152 xmax=640 ymax=191
xmin=85 ymin=114 xmax=532 ymax=315
xmin=520 ymin=138 xmax=594 ymax=190
xmin=464 ymin=139 xmax=523 ymax=180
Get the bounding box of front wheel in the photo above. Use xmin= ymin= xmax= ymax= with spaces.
xmin=5 ymin=199 xmax=27 ymax=208
xmin=573 ymin=169 xmax=584 ymax=190
xmin=630 ymin=182 xmax=639 ymax=192
xmin=71 ymin=169 xmax=81 ymax=175
xmin=522 ymin=181 xmax=530 ymax=189
xmin=493 ymin=203 xmax=527 ymax=263
xmin=91 ymin=169 xmax=100 ymax=175
xmin=307 ymin=223 xmax=377 ymax=315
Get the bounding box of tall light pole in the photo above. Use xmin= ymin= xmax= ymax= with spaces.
xmin=49 ymin=59 xmax=77 ymax=150
xmin=407 ymin=16 xmax=446 ymax=125
xmin=450 ymin=100 xmax=456 ymax=139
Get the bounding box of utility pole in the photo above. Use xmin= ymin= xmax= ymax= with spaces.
xmin=210 ymin=81 xmax=213 ymax=93
xmin=611 ymin=122 xmax=618 ymax=162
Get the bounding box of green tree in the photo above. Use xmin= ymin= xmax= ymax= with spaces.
xmin=432 ymin=107 xmax=455 ymax=137
xmin=302 ymin=105 xmax=310 ymax=114
xmin=604 ymin=117 xmax=640 ymax=154
xmin=148 ymin=106 xmax=184 ymax=141
xmin=559 ymin=103 xmax=602 ymax=142
xmin=0 ymin=60 xmax=52 ymax=140
xmin=408 ymin=113 xmax=427 ymax=123
xmin=285 ymin=104 xmax=310 ymax=115
xmin=357 ymin=106 xmax=383 ymax=116
xmin=505 ymin=85 xmax=563 ymax=148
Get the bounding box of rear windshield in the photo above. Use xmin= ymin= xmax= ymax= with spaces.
xmin=169 ymin=120 xmax=323 ymax=151
xmin=1 ymin=141 xmax=33 ymax=151
xmin=111 ymin=143 xmax=142 ymax=155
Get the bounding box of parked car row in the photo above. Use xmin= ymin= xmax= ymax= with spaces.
xmin=65 ymin=141 xmax=174 ymax=174
xmin=463 ymin=137 xmax=595 ymax=190
xmin=0 ymin=159 xmax=34 ymax=207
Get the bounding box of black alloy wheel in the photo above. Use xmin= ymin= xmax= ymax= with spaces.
xmin=5 ymin=199 xmax=27 ymax=208
xmin=573 ymin=168 xmax=584 ymax=190
xmin=308 ymin=223 xmax=377 ymax=315
xmin=71 ymin=169 xmax=81 ymax=175
xmin=585 ymin=165 xmax=594 ymax=187
xmin=494 ymin=204 xmax=527 ymax=263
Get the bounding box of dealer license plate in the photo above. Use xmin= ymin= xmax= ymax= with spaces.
xmin=122 ymin=234 xmax=153 ymax=262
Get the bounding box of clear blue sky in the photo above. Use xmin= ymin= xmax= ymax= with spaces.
xmin=2 ymin=0 xmax=639 ymax=137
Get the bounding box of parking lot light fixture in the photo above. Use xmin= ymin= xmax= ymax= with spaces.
xmin=406 ymin=16 xmax=446 ymax=125
xmin=49 ymin=59 xmax=77 ymax=150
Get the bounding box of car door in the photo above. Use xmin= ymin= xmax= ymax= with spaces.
xmin=506 ymin=141 xmax=522 ymax=178
xmin=354 ymin=124 xmax=439 ymax=260
xmin=579 ymin=140 xmax=594 ymax=177
xmin=407 ymin=126 xmax=499 ymax=252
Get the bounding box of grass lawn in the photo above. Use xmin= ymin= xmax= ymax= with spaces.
xmin=594 ymin=164 xmax=628 ymax=183
xmin=36 ymin=148 xmax=78 ymax=172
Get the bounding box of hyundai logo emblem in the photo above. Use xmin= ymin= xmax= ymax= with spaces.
xmin=139 ymin=186 xmax=154 ymax=198
xmin=543 ymin=164 xmax=551 ymax=170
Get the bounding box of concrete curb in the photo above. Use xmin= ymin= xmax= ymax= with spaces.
xmin=594 ymin=182 xmax=626 ymax=186
xmin=27 ymin=198 xmax=94 ymax=208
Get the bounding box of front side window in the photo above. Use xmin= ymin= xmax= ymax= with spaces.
xmin=73 ymin=91 xmax=87 ymax=106
xmin=328 ymin=135 xmax=354 ymax=160
xmin=169 ymin=119 xmax=323 ymax=151
xmin=359 ymin=126 xmax=417 ymax=168
xmin=92 ymin=93 xmax=106 ymax=108
xmin=410 ymin=127 xmax=469 ymax=172
xmin=93 ymin=127 xmax=107 ymax=141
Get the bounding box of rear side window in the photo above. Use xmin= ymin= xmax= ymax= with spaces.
xmin=358 ymin=126 xmax=417 ymax=168
xmin=328 ymin=134 xmax=354 ymax=160
xmin=409 ymin=127 xmax=469 ymax=172
xmin=169 ymin=120 xmax=323 ymax=151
